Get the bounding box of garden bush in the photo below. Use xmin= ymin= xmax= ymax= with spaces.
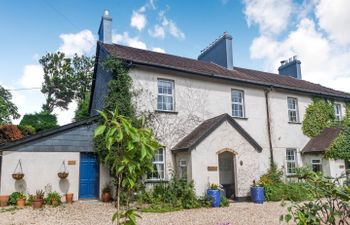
xmin=0 ymin=125 xmax=23 ymax=144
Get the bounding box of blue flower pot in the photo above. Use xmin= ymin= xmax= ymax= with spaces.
xmin=251 ymin=186 xmax=264 ymax=204
xmin=207 ymin=189 xmax=220 ymax=207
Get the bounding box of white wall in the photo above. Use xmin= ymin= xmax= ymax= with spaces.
xmin=1 ymin=151 xmax=80 ymax=200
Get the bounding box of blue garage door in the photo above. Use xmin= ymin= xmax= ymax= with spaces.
xmin=79 ymin=153 xmax=99 ymax=199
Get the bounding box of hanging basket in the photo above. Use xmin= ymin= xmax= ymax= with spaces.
xmin=12 ymin=160 xmax=24 ymax=180
xmin=58 ymin=172 xmax=69 ymax=179
xmin=58 ymin=161 xmax=69 ymax=179
xmin=12 ymin=173 xmax=24 ymax=180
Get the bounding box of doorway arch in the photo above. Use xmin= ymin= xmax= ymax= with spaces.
xmin=218 ymin=149 xmax=236 ymax=199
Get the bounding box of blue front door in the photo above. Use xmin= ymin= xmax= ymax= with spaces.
xmin=79 ymin=153 xmax=99 ymax=199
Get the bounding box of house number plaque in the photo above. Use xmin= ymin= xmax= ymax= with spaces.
xmin=207 ymin=166 xmax=218 ymax=171
xmin=68 ymin=160 xmax=76 ymax=165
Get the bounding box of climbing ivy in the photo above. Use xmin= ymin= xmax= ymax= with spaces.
xmin=302 ymin=98 xmax=335 ymax=137
xmin=325 ymin=103 xmax=350 ymax=160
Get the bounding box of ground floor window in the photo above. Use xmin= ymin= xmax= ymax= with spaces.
xmin=179 ymin=159 xmax=187 ymax=180
xmin=311 ymin=159 xmax=322 ymax=173
xmin=147 ymin=148 xmax=165 ymax=180
xmin=286 ymin=148 xmax=297 ymax=175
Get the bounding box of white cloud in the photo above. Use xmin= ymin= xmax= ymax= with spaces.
xmin=130 ymin=10 xmax=147 ymax=31
xmin=58 ymin=29 xmax=95 ymax=57
xmin=113 ymin=32 xmax=147 ymax=50
xmin=243 ymin=0 xmax=292 ymax=34
xmin=316 ymin=0 xmax=350 ymax=45
xmin=152 ymin=47 xmax=166 ymax=53
xmin=19 ymin=64 xmax=44 ymax=88
xmin=148 ymin=25 xmax=165 ymax=39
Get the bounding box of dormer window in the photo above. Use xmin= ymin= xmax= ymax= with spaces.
xmin=157 ymin=79 xmax=174 ymax=111
xmin=334 ymin=103 xmax=342 ymax=121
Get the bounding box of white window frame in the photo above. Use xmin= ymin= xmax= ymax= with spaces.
xmin=157 ymin=79 xmax=175 ymax=112
xmin=231 ymin=89 xmax=245 ymax=118
xmin=179 ymin=159 xmax=187 ymax=180
xmin=287 ymin=97 xmax=299 ymax=123
xmin=334 ymin=103 xmax=342 ymax=121
xmin=147 ymin=148 xmax=165 ymax=181
xmin=286 ymin=148 xmax=297 ymax=175
xmin=311 ymin=159 xmax=322 ymax=173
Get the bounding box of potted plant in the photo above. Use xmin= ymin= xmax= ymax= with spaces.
xmin=250 ymin=180 xmax=264 ymax=204
xmin=207 ymin=183 xmax=221 ymax=207
xmin=32 ymin=190 xmax=45 ymax=209
xmin=15 ymin=192 xmax=26 ymax=208
xmin=46 ymin=191 xmax=61 ymax=206
xmin=66 ymin=193 xmax=74 ymax=204
xmin=0 ymin=195 xmax=9 ymax=207
xmin=101 ymin=184 xmax=112 ymax=202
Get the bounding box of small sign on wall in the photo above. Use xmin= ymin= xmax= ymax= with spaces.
xmin=207 ymin=166 xmax=218 ymax=171
xmin=68 ymin=160 xmax=76 ymax=165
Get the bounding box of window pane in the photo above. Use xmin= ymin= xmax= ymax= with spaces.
xmin=157 ymin=80 xmax=174 ymax=111
xmin=231 ymin=90 xmax=244 ymax=117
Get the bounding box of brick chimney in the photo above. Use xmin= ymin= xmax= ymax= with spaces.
xmin=198 ymin=32 xmax=234 ymax=70
xmin=278 ymin=56 xmax=302 ymax=79
xmin=98 ymin=10 xmax=112 ymax=44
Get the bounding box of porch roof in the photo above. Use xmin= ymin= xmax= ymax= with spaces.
xmin=302 ymin=127 xmax=341 ymax=154
xmin=172 ymin=113 xmax=262 ymax=152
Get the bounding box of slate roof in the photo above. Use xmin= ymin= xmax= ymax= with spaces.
xmin=101 ymin=42 xmax=350 ymax=100
xmin=172 ymin=113 xmax=262 ymax=152
xmin=0 ymin=116 xmax=99 ymax=151
xmin=302 ymin=127 xmax=341 ymax=154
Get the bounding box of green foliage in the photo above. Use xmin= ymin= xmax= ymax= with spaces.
xmin=220 ymin=195 xmax=229 ymax=207
xmin=102 ymin=57 xmax=135 ymax=118
xmin=264 ymin=182 xmax=314 ymax=202
xmin=325 ymin=119 xmax=350 ymax=160
xmin=8 ymin=192 xmax=26 ymax=205
xmin=259 ymin=164 xmax=283 ymax=186
xmin=39 ymin=52 xmax=94 ymax=113
xmin=19 ymin=111 xmax=58 ymax=132
xmin=281 ymin=173 xmax=350 ymax=225
xmin=17 ymin=124 xmax=36 ymax=136
xmin=209 ymin=183 xmax=220 ymax=190
xmin=302 ymin=98 xmax=335 ymax=137
xmin=46 ymin=191 xmax=62 ymax=205
xmin=295 ymin=166 xmax=315 ymax=179
xmin=74 ymin=93 xmax=90 ymax=122
xmin=140 ymin=203 xmax=182 ymax=213
xmin=95 ymin=109 xmax=160 ymax=225
xmin=0 ymin=85 xmax=20 ymax=124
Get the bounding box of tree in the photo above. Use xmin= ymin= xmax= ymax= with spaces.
xmin=74 ymin=94 xmax=90 ymax=122
xmin=19 ymin=111 xmax=58 ymax=132
xmin=302 ymin=98 xmax=335 ymax=137
xmin=39 ymin=52 xmax=94 ymax=113
xmin=95 ymin=109 xmax=160 ymax=225
xmin=0 ymin=124 xmax=23 ymax=144
xmin=0 ymin=85 xmax=20 ymax=124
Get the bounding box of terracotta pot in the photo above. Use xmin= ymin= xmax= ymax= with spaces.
xmin=102 ymin=192 xmax=111 ymax=202
xmin=66 ymin=193 xmax=73 ymax=204
xmin=52 ymin=199 xmax=58 ymax=206
xmin=0 ymin=195 xmax=9 ymax=207
xmin=32 ymin=199 xmax=43 ymax=209
xmin=16 ymin=198 xmax=26 ymax=208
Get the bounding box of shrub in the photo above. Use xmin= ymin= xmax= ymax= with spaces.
xmin=259 ymin=164 xmax=283 ymax=186
xmin=220 ymin=195 xmax=229 ymax=207
xmin=0 ymin=125 xmax=23 ymax=144
xmin=18 ymin=124 xmax=36 ymax=136
xmin=19 ymin=111 xmax=58 ymax=132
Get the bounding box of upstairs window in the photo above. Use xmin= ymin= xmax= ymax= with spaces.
xmin=147 ymin=148 xmax=165 ymax=180
xmin=286 ymin=148 xmax=297 ymax=175
xmin=157 ymin=79 xmax=174 ymax=111
xmin=334 ymin=103 xmax=342 ymax=121
xmin=287 ymin=97 xmax=299 ymax=123
xmin=231 ymin=90 xmax=245 ymax=118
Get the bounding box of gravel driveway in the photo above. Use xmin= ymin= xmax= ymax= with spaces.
xmin=0 ymin=201 xmax=287 ymax=225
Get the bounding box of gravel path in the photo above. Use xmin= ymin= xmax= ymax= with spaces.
xmin=0 ymin=201 xmax=287 ymax=225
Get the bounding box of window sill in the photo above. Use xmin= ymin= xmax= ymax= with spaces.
xmin=232 ymin=116 xmax=248 ymax=120
xmin=145 ymin=179 xmax=168 ymax=184
xmin=155 ymin=110 xmax=178 ymax=114
xmin=288 ymin=122 xmax=301 ymax=124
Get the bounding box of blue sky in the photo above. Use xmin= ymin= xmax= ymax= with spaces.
xmin=1 ymin=0 xmax=349 ymax=124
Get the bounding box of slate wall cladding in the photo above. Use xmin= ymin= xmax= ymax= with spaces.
xmin=4 ymin=123 xmax=97 ymax=152
xmin=90 ymin=46 xmax=113 ymax=116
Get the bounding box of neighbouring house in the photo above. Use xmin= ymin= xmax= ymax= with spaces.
xmin=0 ymin=10 xmax=349 ymax=200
